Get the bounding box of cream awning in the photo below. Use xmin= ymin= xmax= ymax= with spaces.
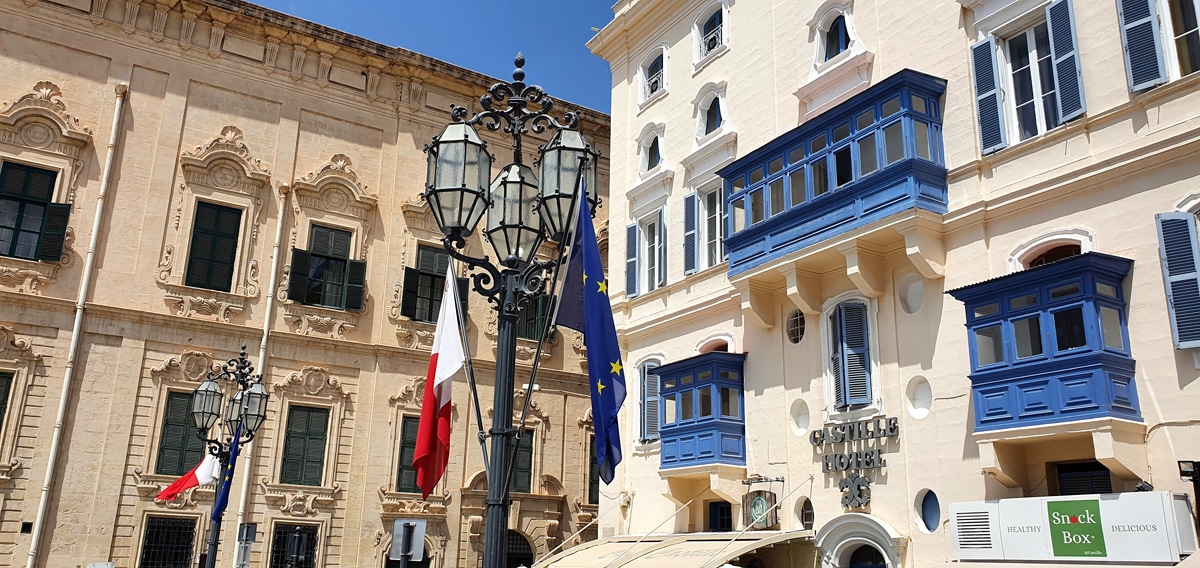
xmin=534 ymin=530 xmax=813 ymax=568
xmin=946 ymin=561 xmax=1195 ymax=568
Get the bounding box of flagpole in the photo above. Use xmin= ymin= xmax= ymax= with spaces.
xmin=449 ymin=258 xmax=492 ymax=474
xmin=502 ymin=156 xmax=589 ymax=493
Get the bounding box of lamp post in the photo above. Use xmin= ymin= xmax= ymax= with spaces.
xmin=423 ymin=54 xmax=598 ymax=568
xmin=192 ymin=345 xmax=269 ymax=568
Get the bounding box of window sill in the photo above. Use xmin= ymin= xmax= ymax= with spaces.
xmin=282 ymin=301 xmax=359 ymax=340
xmin=823 ymin=401 xmax=884 ymax=425
xmin=633 ymin=439 xmax=661 ymax=456
xmin=638 ymin=88 xmax=668 ymax=115
xmin=380 ymin=487 xmax=449 ymax=515
xmin=260 ymin=479 xmax=343 ymax=516
xmin=161 ymin=282 xmax=248 ymax=323
xmin=693 ymin=43 xmax=729 ymax=75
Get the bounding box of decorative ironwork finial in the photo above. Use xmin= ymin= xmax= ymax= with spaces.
xmin=513 ymin=53 xmax=526 ymax=82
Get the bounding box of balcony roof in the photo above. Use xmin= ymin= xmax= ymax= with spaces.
xmin=946 ymin=252 xmax=1134 ymax=301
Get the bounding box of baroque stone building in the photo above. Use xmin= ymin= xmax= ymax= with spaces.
xmin=0 ymin=0 xmax=609 ymax=567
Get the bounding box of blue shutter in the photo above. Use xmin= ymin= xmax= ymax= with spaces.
xmin=840 ymin=302 xmax=872 ymax=406
xmin=972 ymin=38 xmax=1008 ymax=154
xmin=684 ymin=193 xmax=698 ymax=274
xmin=1046 ymin=0 xmax=1087 ymax=122
xmin=657 ymin=208 xmax=667 ymax=287
xmin=1117 ymin=0 xmax=1168 ymax=92
xmin=829 ymin=309 xmax=846 ymax=408
xmin=626 ymin=223 xmax=639 ymax=297
xmin=1157 ymin=212 xmax=1200 ymax=348
xmin=642 ymin=363 xmax=660 ymax=441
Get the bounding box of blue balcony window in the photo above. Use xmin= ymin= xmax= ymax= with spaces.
xmin=720 ymin=69 xmax=948 ymax=276
xmin=948 ymin=253 xmax=1141 ymax=432
xmin=656 ymin=351 xmax=746 ymax=470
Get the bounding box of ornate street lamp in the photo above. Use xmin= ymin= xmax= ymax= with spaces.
xmin=191 ymin=345 xmax=269 ymax=568
xmin=422 ymin=54 xmax=600 ymax=568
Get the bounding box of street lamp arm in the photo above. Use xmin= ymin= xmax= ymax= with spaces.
xmin=441 ymin=233 xmax=503 ymax=300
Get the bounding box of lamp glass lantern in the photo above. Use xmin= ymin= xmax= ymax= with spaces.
xmin=537 ymin=128 xmax=598 ymax=240
xmin=486 ymin=163 xmax=544 ymax=264
xmin=242 ymin=382 xmax=269 ymax=434
xmin=191 ymin=378 xmax=224 ymax=432
xmin=1181 ymin=460 xmax=1196 ymax=481
xmin=425 ymin=122 xmax=492 ymax=236
xmin=225 ymin=390 xmax=244 ymax=433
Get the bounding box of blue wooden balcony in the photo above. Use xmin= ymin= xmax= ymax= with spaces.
xmin=655 ymin=351 xmax=746 ymax=470
xmin=720 ymin=70 xmax=948 ymax=276
xmin=948 ymin=253 xmax=1142 ymax=432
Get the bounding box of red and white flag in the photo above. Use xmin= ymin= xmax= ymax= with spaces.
xmin=155 ymin=454 xmax=219 ymax=502
xmin=414 ymin=264 xmax=465 ymax=498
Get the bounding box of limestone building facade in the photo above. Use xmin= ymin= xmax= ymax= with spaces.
xmin=569 ymin=0 xmax=1200 ymax=566
xmin=0 ymin=0 xmax=609 ymax=566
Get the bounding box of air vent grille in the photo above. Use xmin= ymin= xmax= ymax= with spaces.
xmin=955 ymin=511 xmax=994 ymax=549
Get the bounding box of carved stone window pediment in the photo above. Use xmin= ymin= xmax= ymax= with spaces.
xmin=259 ymin=478 xmax=343 ymax=517
xmin=157 ymin=126 xmax=271 ymax=320
xmin=0 ymin=81 xmax=91 ymax=295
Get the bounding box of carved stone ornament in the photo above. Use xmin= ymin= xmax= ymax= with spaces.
xmin=0 ymin=325 xmax=38 ymax=362
xmin=162 ymin=286 xmax=246 ymax=322
xmin=274 ymin=366 xmax=349 ymax=400
xmin=577 ymin=407 xmax=593 ymax=428
xmin=150 ymin=350 xmax=215 ymax=384
xmin=400 ymin=194 xmax=440 ymax=236
xmin=180 ymin=126 xmax=271 ymax=190
xmin=293 ymin=154 xmax=377 ymax=220
xmin=0 ymin=81 xmax=93 ymax=157
xmin=260 ymin=478 xmax=342 ymax=517
xmin=388 ymin=376 xmax=426 ymax=409
xmin=282 ymin=303 xmax=358 ymax=339
xmin=391 ymin=313 xmax=437 ymax=350
xmin=378 ymin=485 xmax=450 ymax=517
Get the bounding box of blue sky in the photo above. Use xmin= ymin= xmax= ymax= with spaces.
xmin=254 ymin=0 xmax=615 ymax=113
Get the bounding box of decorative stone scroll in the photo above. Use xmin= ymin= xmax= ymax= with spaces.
xmin=259 ymin=478 xmax=342 ymax=517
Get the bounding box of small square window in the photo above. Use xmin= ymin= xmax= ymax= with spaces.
xmin=750 ymin=167 xmax=765 ymax=185
xmin=769 ymin=158 xmax=783 ymax=175
xmin=811 ymin=134 xmax=827 ymax=153
xmin=1050 ymin=283 xmax=1081 ymax=299
xmin=664 ymin=377 xmax=676 ymax=389
xmin=882 ymin=96 xmax=902 ymax=116
xmin=975 ymin=324 xmax=1004 ymax=366
xmin=974 ymin=303 xmax=1000 ymax=318
xmin=856 ymin=110 xmax=874 ymax=130
xmin=911 ymin=95 xmax=927 ymax=114
xmin=720 ymin=370 xmax=739 ymax=381
xmin=833 ymin=123 xmax=851 ymax=143
xmin=681 ymin=374 xmax=694 ymax=385
xmin=1096 ymin=282 xmax=1119 ymax=299
xmin=789 ymin=147 xmax=805 ymax=164
xmin=1010 ymin=293 xmax=1038 ymax=309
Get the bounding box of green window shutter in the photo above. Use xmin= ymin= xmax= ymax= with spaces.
xmin=155 ymin=392 xmax=207 ymax=476
xmin=36 ymin=203 xmax=70 ymax=263
xmin=397 ymin=417 xmax=421 ymax=493
xmin=287 ymin=249 xmax=311 ymax=304
xmin=344 ymin=259 xmax=367 ymax=311
xmin=510 ymin=429 xmax=534 ymax=493
xmin=400 ymin=267 xmax=420 ymax=319
xmin=588 ymin=437 xmax=600 ymax=504
xmin=457 ymin=277 xmax=470 ymax=318
xmin=280 ymin=406 xmax=328 ymax=486
xmin=185 ymin=202 xmax=241 ymax=291
xmin=0 ymin=372 xmax=12 ymax=434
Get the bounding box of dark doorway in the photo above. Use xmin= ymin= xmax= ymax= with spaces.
xmin=848 ymin=544 xmax=886 ymax=568
xmin=506 ymin=530 xmax=535 ymax=568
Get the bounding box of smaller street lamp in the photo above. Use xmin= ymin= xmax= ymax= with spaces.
xmin=487 ymin=163 xmax=543 ymax=266
xmin=538 ymin=128 xmax=598 ymax=240
xmin=192 ymin=345 xmax=269 ymax=568
xmin=425 ymin=122 xmax=493 ymax=239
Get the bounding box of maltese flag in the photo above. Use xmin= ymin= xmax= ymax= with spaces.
xmin=155 ymin=454 xmax=219 ymax=502
xmin=413 ymin=264 xmax=465 ymax=498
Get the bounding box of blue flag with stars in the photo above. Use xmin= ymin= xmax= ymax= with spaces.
xmin=211 ymin=422 xmax=242 ymax=522
xmin=556 ymin=185 xmax=625 ymax=484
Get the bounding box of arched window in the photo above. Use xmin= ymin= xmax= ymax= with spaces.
xmin=1026 ymin=244 xmax=1081 ymax=268
xmin=825 ymin=15 xmax=850 ymax=61
xmin=704 ymin=98 xmax=723 ymax=135
xmin=645 ymin=137 xmax=661 ymax=171
xmin=506 ymin=530 xmax=535 ymax=567
xmin=701 ymin=9 xmax=723 ymax=56
xmin=848 ymin=545 xmax=887 ymax=568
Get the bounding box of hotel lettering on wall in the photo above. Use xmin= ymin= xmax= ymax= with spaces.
xmin=810 ymin=416 xmax=899 ymax=507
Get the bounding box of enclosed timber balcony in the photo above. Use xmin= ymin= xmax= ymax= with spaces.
xmin=655 ymin=351 xmax=747 ymax=471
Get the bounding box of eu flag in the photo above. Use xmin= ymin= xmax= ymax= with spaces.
xmin=211 ymin=422 xmax=242 ymax=522
xmin=556 ymin=184 xmax=625 ymax=484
